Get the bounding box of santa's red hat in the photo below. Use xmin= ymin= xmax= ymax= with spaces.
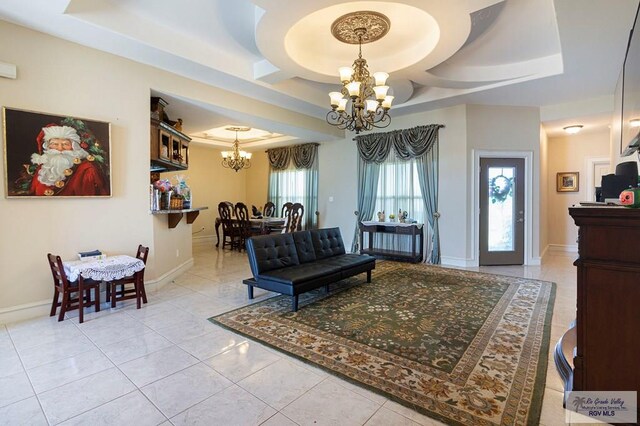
xmin=36 ymin=124 xmax=80 ymax=154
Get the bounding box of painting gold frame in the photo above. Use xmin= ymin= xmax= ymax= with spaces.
xmin=556 ymin=172 xmax=579 ymax=192
xmin=3 ymin=107 xmax=112 ymax=198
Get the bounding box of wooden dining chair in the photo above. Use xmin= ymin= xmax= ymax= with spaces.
xmin=106 ymin=245 xmax=149 ymax=309
xmin=281 ymin=202 xmax=293 ymax=218
xmin=218 ymin=202 xmax=243 ymax=250
xmin=284 ymin=203 xmax=304 ymax=233
xmin=263 ymin=202 xmax=275 ymax=218
xmin=235 ymin=202 xmax=262 ymax=249
xmin=48 ymin=253 xmax=100 ymax=324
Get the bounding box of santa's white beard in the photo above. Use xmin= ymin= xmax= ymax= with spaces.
xmin=31 ymin=149 xmax=88 ymax=186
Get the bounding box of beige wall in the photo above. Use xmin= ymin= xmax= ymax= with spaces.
xmin=245 ymin=151 xmax=269 ymax=212
xmin=466 ymin=104 xmax=542 ymax=262
xmin=539 ymin=125 xmax=549 ymax=257
xmin=0 ymin=21 xmax=328 ymax=320
xmin=547 ymin=129 xmax=610 ymax=249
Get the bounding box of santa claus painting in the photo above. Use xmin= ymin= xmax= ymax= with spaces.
xmin=3 ymin=108 xmax=111 ymax=197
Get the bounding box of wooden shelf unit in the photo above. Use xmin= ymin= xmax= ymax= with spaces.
xmin=359 ymin=222 xmax=424 ymax=263
xmin=150 ymin=118 xmax=190 ymax=171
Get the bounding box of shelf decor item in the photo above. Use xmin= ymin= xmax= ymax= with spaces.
xmin=557 ymin=172 xmax=579 ymax=192
xmin=173 ymin=175 xmax=191 ymax=209
xmin=170 ymin=194 xmax=184 ymax=210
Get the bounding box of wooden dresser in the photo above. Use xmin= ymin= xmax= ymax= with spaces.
xmin=559 ymin=207 xmax=640 ymax=400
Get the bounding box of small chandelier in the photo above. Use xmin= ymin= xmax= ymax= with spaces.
xmin=327 ymin=11 xmax=393 ymax=134
xmin=221 ymin=126 xmax=252 ymax=172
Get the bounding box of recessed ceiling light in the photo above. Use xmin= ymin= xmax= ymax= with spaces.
xmin=563 ymin=125 xmax=583 ymax=134
xmin=630 ymin=118 xmax=640 ymax=128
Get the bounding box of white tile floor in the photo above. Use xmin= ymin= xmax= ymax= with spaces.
xmin=0 ymin=241 xmax=578 ymax=425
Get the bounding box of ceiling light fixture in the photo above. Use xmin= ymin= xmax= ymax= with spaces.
xmin=221 ymin=126 xmax=252 ymax=172
xmin=327 ymin=11 xmax=393 ymax=134
xmin=630 ymin=118 xmax=640 ymax=127
xmin=563 ymin=125 xmax=583 ymax=134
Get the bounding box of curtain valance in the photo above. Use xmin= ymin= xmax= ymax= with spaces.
xmin=267 ymin=143 xmax=319 ymax=170
xmin=355 ymin=124 xmax=444 ymax=163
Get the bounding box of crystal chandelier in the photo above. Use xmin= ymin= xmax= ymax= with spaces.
xmin=327 ymin=11 xmax=393 ymax=134
xmin=221 ymin=126 xmax=252 ymax=172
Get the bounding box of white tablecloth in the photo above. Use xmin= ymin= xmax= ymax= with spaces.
xmin=64 ymin=255 xmax=145 ymax=282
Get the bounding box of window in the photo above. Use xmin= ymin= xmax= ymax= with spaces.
xmin=268 ymin=163 xmax=318 ymax=228
xmin=269 ymin=166 xmax=307 ymax=208
xmin=373 ymin=155 xmax=425 ymax=224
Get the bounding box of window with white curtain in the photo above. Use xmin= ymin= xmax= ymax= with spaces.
xmin=269 ymin=165 xmax=306 ymax=208
xmin=373 ymin=152 xmax=425 ymax=224
xmin=370 ymin=151 xmax=431 ymax=256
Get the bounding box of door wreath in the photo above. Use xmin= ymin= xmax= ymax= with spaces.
xmin=490 ymin=175 xmax=513 ymax=203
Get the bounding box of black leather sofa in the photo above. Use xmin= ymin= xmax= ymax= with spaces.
xmin=244 ymin=228 xmax=375 ymax=311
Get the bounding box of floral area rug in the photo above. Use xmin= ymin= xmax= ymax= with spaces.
xmin=210 ymin=261 xmax=555 ymax=425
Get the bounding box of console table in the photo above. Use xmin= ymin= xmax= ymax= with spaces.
xmin=556 ymin=206 xmax=640 ymax=405
xmin=359 ymin=221 xmax=424 ymax=263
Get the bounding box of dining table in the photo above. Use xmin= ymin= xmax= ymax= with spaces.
xmin=215 ymin=217 xmax=285 ymax=247
xmin=63 ymin=255 xmax=146 ymax=308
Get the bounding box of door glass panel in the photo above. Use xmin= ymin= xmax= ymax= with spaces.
xmin=487 ymin=167 xmax=515 ymax=251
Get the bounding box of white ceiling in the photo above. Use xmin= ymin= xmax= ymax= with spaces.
xmin=0 ymin=0 xmax=638 ymax=147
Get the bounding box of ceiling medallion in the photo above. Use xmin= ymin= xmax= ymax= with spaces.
xmin=327 ymin=11 xmax=393 ymax=134
xmin=221 ymin=126 xmax=252 ymax=172
xmin=331 ymin=11 xmax=390 ymax=44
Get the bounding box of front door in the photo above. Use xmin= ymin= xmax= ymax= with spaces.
xmin=479 ymin=158 xmax=525 ymax=265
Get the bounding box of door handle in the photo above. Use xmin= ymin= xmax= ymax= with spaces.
xmin=517 ymin=218 xmax=524 ymax=223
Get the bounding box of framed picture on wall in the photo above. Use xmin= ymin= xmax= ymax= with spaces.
xmin=3 ymin=107 xmax=111 ymax=198
xmin=556 ymin=172 xmax=579 ymax=192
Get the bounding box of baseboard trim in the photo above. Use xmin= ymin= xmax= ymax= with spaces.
xmin=441 ymin=256 xmax=475 ymax=267
xmin=527 ymin=257 xmax=542 ymax=266
xmin=193 ymin=235 xmax=215 ymax=243
xmin=0 ymin=299 xmax=53 ymax=325
xmin=144 ymin=258 xmax=194 ymax=293
xmin=547 ymin=244 xmax=578 ymax=253
xmin=0 ymin=258 xmax=194 ymax=325
xmin=540 ymin=245 xmax=550 ymax=263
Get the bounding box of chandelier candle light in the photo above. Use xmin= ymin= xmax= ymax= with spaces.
xmin=221 ymin=126 xmax=252 ymax=172
xmin=327 ymin=11 xmax=393 ymax=134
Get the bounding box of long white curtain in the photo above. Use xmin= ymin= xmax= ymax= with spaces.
xmin=268 ymin=160 xmax=318 ymax=229
xmin=370 ymin=150 xmax=433 ymax=259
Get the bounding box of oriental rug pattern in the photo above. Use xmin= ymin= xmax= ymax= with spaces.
xmin=210 ymin=262 xmax=555 ymax=426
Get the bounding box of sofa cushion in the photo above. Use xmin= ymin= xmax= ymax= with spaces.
xmin=310 ymin=228 xmax=346 ymax=259
xmin=316 ymin=254 xmax=375 ymax=271
xmin=257 ymin=262 xmax=341 ymax=285
xmin=246 ymin=233 xmax=300 ymax=276
xmin=292 ymin=231 xmax=316 ymax=263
